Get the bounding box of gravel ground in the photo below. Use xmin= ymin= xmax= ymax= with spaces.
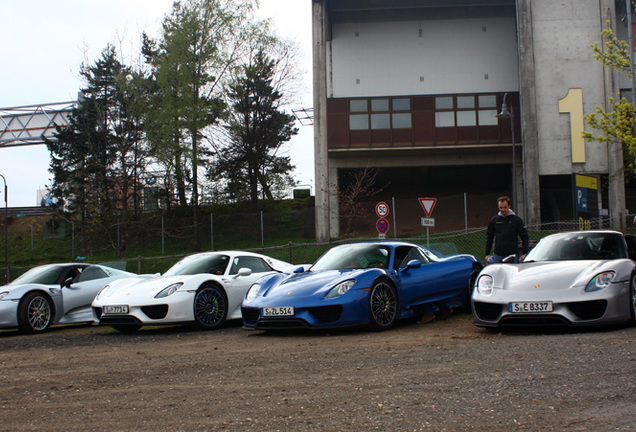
xmin=1 ymin=313 xmax=635 ymax=431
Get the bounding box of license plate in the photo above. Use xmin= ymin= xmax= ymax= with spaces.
xmin=103 ymin=305 xmax=129 ymax=314
xmin=263 ymin=306 xmax=294 ymax=317
xmin=509 ymin=301 xmax=553 ymax=313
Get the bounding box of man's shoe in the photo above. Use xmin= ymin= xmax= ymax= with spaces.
xmin=436 ymin=308 xmax=453 ymax=320
xmin=417 ymin=312 xmax=436 ymax=324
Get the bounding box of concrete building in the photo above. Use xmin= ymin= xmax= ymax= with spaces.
xmin=311 ymin=0 xmax=629 ymax=241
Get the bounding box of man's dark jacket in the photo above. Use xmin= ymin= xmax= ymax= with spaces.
xmin=485 ymin=210 xmax=529 ymax=257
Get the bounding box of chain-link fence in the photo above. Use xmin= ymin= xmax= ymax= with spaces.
xmin=3 ymin=197 xmax=635 ymax=281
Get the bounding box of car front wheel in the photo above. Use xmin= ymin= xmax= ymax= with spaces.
xmin=18 ymin=292 xmax=53 ymax=334
xmin=368 ymin=279 xmax=397 ymax=331
xmin=193 ymin=284 xmax=227 ymax=330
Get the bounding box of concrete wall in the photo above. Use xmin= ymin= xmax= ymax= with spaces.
xmin=531 ymin=1 xmax=610 ymax=175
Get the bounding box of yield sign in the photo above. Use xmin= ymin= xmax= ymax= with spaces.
xmin=418 ymin=198 xmax=437 ymax=217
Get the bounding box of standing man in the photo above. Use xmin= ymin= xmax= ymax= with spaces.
xmin=485 ymin=196 xmax=529 ymax=264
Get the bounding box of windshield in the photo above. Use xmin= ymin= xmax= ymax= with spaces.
xmin=525 ymin=232 xmax=627 ymax=262
xmin=164 ymin=254 xmax=230 ymax=276
xmin=311 ymin=244 xmax=391 ymax=271
xmin=10 ymin=265 xmax=64 ymax=285
xmin=76 ymin=265 xmax=130 ymax=282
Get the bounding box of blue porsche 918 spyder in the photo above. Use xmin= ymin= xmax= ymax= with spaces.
xmin=241 ymin=241 xmax=483 ymax=331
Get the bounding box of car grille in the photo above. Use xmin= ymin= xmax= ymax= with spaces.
xmin=257 ymin=319 xmax=309 ymax=329
xmin=141 ymin=305 xmax=169 ymax=320
xmin=93 ymin=307 xmax=102 ymax=320
xmin=473 ymin=302 xmax=503 ymax=321
xmin=567 ymin=300 xmax=608 ymax=320
xmin=99 ymin=315 xmax=143 ymax=326
xmin=307 ymin=305 xmax=343 ymax=323
xmin=241 ymin=307 xmax=259 ymax=324
xmin=499 ymin=315 xmax=569 ymax=326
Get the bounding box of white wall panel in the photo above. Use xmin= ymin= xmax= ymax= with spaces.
xmin=328 ymin=18 xmax=519 ymax=98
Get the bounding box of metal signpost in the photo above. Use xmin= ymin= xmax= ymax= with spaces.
xmin=418 ymin=198 xmax=437 ymax=246
xmin=375 ymin=201 xmax=390 ymax=239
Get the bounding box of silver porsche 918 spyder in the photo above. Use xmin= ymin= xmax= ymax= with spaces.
xmin=472 ymin=230 xmax=636 ymax=328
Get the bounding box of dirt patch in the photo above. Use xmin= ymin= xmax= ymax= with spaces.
xmin=1 ymin=314 xmax=635 ymax=431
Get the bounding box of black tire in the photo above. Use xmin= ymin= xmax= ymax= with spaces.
xmin=193 ymin=284 xmax=228 ymax=330
xmin=368 ymin=279 xmax=398 ymax=331
xmin=112 ymin=324 xmax=142 ymax=333
xmin=630 ymin=274 xmax=636 ymax=326
xmin=18 ymin=292 xmax=54 ymax=334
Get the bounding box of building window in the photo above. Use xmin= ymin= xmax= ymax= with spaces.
xmin=348 ymin=97 xmax=412 ymax=130
xmin=371 ymin=113 xmax=390 ymax=129
xmin=371 ymin=98 xmax=389 ymax=111
xmin=350 ymin=99 xmax=368 ymax=112
xmin=349 ymin=114 xmax=369 ymax=130
xmin=392 ymin=113 xmax=412 ymax=129
xmin=393 ymin=98 xmax=410 ymax=111
xmin=478 ymin=110 xmax=498 ymax=126
xmin=435 ymin=111 xmax=455 ymax=127
xmin=457 ymin=111 xmax=476 ymax=126
xmin=435 ymin=94 xmax=501 ymax=127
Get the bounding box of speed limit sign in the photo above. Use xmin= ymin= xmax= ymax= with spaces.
xmin=375 ymin=202 xmax=389 ymax=218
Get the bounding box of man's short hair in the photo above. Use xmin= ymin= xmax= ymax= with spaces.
xmin=497 ymin=196 xmax=511 ymax=205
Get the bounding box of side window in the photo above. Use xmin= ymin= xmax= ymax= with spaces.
xmin=76 ymin=266 xmax=106 ymax=282
xmin=393 ymin=246 xmax=411 ymax=270
xmin=395 ymin=247 xmax=429 ymax=270
xmin=229 ymin=256 xmax=272 ymax=275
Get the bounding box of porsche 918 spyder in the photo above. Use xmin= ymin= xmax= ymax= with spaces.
xmin=472 ymin=230 xmax=636 ymax=328
xmin=242 ymin=241 xmax=482 ymax=331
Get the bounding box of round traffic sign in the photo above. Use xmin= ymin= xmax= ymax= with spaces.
xmin=376 ymin=217 xmax=389 ymax=234
xmin=375 ymin=202 xmax=389 ymax=218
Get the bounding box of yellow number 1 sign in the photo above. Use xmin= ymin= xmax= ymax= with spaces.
xmin=558 ymin=88 xmax=586 ymax=163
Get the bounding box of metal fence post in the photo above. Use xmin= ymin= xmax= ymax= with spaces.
xmin=392 ymin=197 xmax=397 ymax=238
xmin=464 ymin=192 xmax=468 ymax=233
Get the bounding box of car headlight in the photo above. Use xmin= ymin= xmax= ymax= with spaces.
xmin=246 ymin=283 xmax=261 ymax=301
xmin=476 ymin=275 xmax=493 ymax=296
xmin=0 ymin=291 xmax=9 ymax=301
xmin=585 ymin=271 xmax=616 ymax=292
xmin=325 ymin=280 xmax=356 ymax=299
xmin=95 ymin=285 xmax=112 ymax=301
xmin=155 ymin=282 xmax=183 ymax=298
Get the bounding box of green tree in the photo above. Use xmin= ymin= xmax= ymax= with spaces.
xmin=143 ymin=0 xmax=257 ymax=249
xmin=47 ymin=45 xmax=146 ymax=257
xmin=584 ymin=23 xmax=636 ymax=178
xmin=211 ymin=47 xmax=299 ymax=208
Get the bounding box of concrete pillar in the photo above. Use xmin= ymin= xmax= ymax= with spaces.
xmin=516 ymin=0 xmax=541 ymax=226
xmin=312 ymin=0 xmax=330 ymax=242
xmin=602 ymin=0 xmax=627 ymax=229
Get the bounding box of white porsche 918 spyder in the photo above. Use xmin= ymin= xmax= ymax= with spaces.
xmin=92 ymin=251 xmax=296 ymax=332
xmin=472 ymin=230 xmax=636 ymax=328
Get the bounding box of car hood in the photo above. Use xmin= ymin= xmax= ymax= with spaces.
xmin=96 ymin=274 xmax=196 ymax=302
xmin=486 ymin=260 xmax=617 ymax=292
xmin=261 ymin=269 xmax=362 ymax=299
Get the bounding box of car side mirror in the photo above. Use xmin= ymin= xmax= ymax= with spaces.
xmin=236 ymin=268 xmax=252 ymax=277
xmin=400 ymin=259 xmax=422 ymax=272
xmin=293 ymin=266 xmax=306 ymax=273
xmin=63 ymin=277 xmax=73 ymax=288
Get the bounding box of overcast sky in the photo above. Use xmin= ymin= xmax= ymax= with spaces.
xmin=0 ymin=0 xmax=314 ymax=206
